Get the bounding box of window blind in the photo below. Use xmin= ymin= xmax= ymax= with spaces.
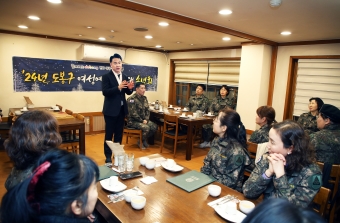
xmin=294 ymin=59 xmax=340 ymax=116
xmin=174 ymin=60 xmax=240 ymax=86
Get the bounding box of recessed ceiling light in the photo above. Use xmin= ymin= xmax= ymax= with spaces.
xmin=110 ymin=30 xmax=115 ymax=32
xmin=159 ymin=22 xmax=169 ymax=26
xmin=47 ymin=0 xmax=62 ymax=3
xmin=155 ymin=45 xmax=162 ymax=48
xmin=176 ymin=41 xmax=181 ymax=44
xmin=98 ymin=37 xmax=106 ymax=41
xmin=18 ymin=25 xmax=28 ymax=29
xmin=145 ymin=35 xmax=153 ymax=39
xmin=222 ymin=37 xmax=231 ymax=41
xmin=281 ymin=31 xmax=291 ymax=35
xmin=219 ymin=9 xmax=232 ymax=15
xmin=190 ymin=44 xmax=194 ymax=46
xmin=78 ymin=34 xmax=83 ymax=36
xmin=28 ymin=16 xmax=40 ymax=20
xmin=120 ymin=41 xmax=123 ymax=43
xmin=87 ymin=26 xmax=93 ymax=29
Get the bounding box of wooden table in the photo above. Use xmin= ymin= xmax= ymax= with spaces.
xmin=9 ymin=107 xmax=85 ymax=155
xmin=96 ymin=154 xmax=262 ymax=223
xmin=150 ymin=109 xmax=214 ymax=160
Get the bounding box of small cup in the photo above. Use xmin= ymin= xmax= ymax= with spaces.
xmin=169 ymin=105 xmax=173 ymax=108
xmin=208 ymin=112 xmax=212 ymax=115
xmin=109 ymin=176 xmax=118 ymax=187
xmin=139 ymin=157 xmax=149 ymax=166
xmin=181 ymin=112 xmax=186 ymax=117
xmin=226 ymin=202 xmax=237 ymax=215
xmin=126 ymin=153 xmax=134 ymax=172
xmin=208 ymin=185 xmax=221 ymax=197
xmin=145 ymin=160 xmax=155 ymax=170
xmin=22 ymin=106 xmax=27 ymax=111
xmin=117 ymin=153 xmax=126 ymax=172
xmin=239 ymin=200 xmax=255 ymax=214
xmin=131 ymin=196 xmax=146 ymax=210
xmin=123 ymin=190 xmax=138 ymax=203
xmin=166 ymin=159 xmax=176 ymax=168
xmin=193 ymin=113 xmax=197 ymax=118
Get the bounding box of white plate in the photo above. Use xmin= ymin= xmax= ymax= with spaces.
xmin=214 ymin=204 xmax=246 ymax=223
xmin=20 ymin=109 xmax=28 ymax=112
xmin=161 ymin=162 xmax=184 ymax=172
xmin=203 ymin=114 xmax=215 ymax=117
xmin=100 ymin=178 xmax=127 ymax=193
xmin=182 ymin=109 xmax=189 ymax=112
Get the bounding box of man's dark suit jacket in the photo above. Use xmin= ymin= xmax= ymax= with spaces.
xmin=102 ymin=70 xmax=133 ymax=117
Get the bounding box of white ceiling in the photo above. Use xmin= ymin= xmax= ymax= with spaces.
xmin=0 ymin=0 xmax=339 ymax=51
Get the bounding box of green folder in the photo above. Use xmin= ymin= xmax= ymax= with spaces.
xmin=98 ymin=165 xmax=118 ymax=181
xmin=166 ymin=170 xmax=216 ymax=192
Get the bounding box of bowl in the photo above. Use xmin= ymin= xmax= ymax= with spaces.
xmin=145 ymin=160 xmax=155 ymax=169
xmin=131 ymin=196 xmax=146 ymax=210
xmin=123 ymin=190 xmax=138 ymax=203
xmin=208 ymin=185 xmax=221 ymax=197
xmin=139 ymin=157 xmax=149 ymax=166
xmin=239 ymin=200 xmax=255 ymax=214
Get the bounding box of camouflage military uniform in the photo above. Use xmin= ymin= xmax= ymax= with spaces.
xmin=200 ymin=136 xmax=251 ymax=192
xmin=5 ymin=166 xmax=34 ymax=190
xmin=249 ymin=124 xmax=271 ymax=144
xmin=127 ymin=93 xmax=157 ymax=140
xmin=185 ymin=94 xmax=210 ymax=112
xmin=297 ymin=112 xmax=319 ymax=135
xmin=202 ymin=96 xmax=234 ymax=142
xmin=242 ymin=154 xmax=322 ymax=208
xmin=310 ymin=123 xmax=340 ymax=164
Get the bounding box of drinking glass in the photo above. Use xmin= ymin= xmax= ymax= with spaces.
xmin=126 ymin=153 xmax=134 ymax=172
xmin=117 ymin=153 xmax=126 ymax=172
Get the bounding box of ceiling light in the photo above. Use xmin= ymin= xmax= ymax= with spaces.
xmin=281 ymin=31 xmax=291 ymax=35
xmin=190 ymin=44 xmax=194 ymax=46
xmin=78 ymin=34 xmax=83 ymax=36
xmin=145 ymin=35 xmax=153 ymax=39
xmin=270 ymin=0 xmax=282 ymax=7
xmin=222 ymin=37 xmax=231 ymax=41
xmin=120 ymin=41 xmax=123 ymax=43
xmin=98 ymin=37 xmax=106 ymax=41
xmin=219 ymin=9 xmax=232 ymax=15
xmin=155 ymin=45 xmax=162 ymax=48
xmin=28 ymin=16 xmax=40 ymax=20
xmin=110 ymin=30 xmax=115 ymax=32
xmin=18 ymin=25 xmax=28 ymax=29
xmin=159 ymin=22 xmax=169 ymax=26
xmin=47 ymin=0 xmax=62 ymax=3
xmin=176 ymin=41 xmax=181 ymax=44
xmin=87 ymin=26 xmax=93 ymax=29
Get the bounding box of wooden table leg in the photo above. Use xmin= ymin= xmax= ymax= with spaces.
xmin=186 ymin=121 xmax=193 ymax=161
xmin=79 ymin=122 xmax=85 ymax=155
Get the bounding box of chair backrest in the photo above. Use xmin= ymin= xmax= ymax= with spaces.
xmin=312 ymin=186 xmax=331 ymax=217
xmin=246 ymin=141 xmax=258 ymax=159
xmin=65 ymin=109 xmax=73 ymax=115
xmin=317 ymin=162 xmax=340 ymax=199
xmin=56 ymin=104 xmax=63 ymax=112
xmin=163 ymin=113 xmax=178 ymax=126
xmin=76 ymin=114 xmax=85 ymax=121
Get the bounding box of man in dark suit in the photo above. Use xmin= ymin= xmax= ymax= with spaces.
xmin=102 ymin=53 xmax=134 ymax=164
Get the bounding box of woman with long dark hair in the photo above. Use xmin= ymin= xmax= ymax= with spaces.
xmin=1 ymin=149 xmax=99 ymax=223
xmin=4 ymin=110 xmax=62 ymax=190
xmin=201 ymin=108 xmax=250 ymax=192
xmin=249 ymin=105 xmax=276 ymax=144
xmin=243 ymin=120 xmax=322 ymax=207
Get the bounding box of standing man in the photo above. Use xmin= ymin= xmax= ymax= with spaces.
xmin=185 ymin=84 xmax=210 ymax=112
xmin=102 ymin=53 xmax=134 ymax=164
xmin=127 ymin=82 xmax=157 ymax=149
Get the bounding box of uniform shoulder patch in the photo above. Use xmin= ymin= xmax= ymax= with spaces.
xmin=308 ymin=174 xmax=322 ymax=190
xmin=233 ymin=155 xmax=244 ymax=166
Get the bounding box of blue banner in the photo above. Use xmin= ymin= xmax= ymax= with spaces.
xmin=12 ymin=57 xmax=158 ymax=92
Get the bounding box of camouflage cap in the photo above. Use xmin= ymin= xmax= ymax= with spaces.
xmin=320 ymin=104 xmax=340 ymax=123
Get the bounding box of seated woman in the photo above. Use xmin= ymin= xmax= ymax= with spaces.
xmin=200 ymin=85 xmax=235 ymax=148
xmin=4 ymin=110 xmax=62 ymax=190
xmin=249 ymin=105 xmax=276 ymax=144
xmin=310 ymin=104 xmax=340 ymax=164
xmin=242 ymin=120 xmax=322 ymax=208
xmin=200 ymin=108 xmax=250 ymax=192
xmin=297 ymin=97 xmax=324 ymax=135
xmin=1 ymin=149 xmax=99 ymax=223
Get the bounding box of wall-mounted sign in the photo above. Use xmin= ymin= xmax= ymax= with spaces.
xmin=12 ymin=57 xmax=158 ymax=92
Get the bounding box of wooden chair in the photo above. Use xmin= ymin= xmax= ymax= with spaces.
xmin=313 ymin=186 xmax=331 ymax=217
xmin=123 ymin=121 xmax=143 ymax=150
xmin=160 ymin=113 xmax=187 ymax=158
xmin=244 ymin=141 xmax=258 ymax=177
xmin=65 ymin=109 xmax=73 ymax=115
xmin=317 ymin=162 xmax=340 ymax=223
xmin=60 ymin=113 xmax=84 ymax=154
xmin=56 ymin=104 xmax=63 ymax=112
